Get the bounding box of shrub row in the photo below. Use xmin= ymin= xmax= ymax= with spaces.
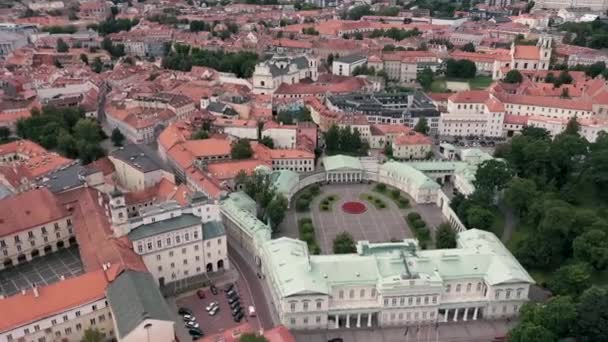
xmin=406 ymin=212 xmax=431 ymax=249
xmin=298 ymin=217 xmax=321 ymax=254
xmin=296 ymin=184 xmax=322 ymax=212
xmin=374 ymin=184 xmax=410 ymax=208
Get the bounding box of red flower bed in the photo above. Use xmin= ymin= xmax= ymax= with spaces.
xmin=342 ymin=201 xmax=367 ymax=214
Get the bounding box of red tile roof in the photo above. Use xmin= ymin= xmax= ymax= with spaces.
xmin=513 ymin=45 xmax=540 ymax=60
xmin=393 ymin=132 xmax=432 ymax=146
xmin=449 ymin=90 xmax=490 ymax=103
xmin=0 ymin=188 xmax=68 ymax=237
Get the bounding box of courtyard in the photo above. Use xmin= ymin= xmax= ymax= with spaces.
xmin=280 ymin=183 xmax=446 ymax=254
xmin=0 ymin=245 xmax=84 ymax=297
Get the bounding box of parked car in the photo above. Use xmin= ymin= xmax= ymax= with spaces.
xmin=233 ymin=311 xmax=244 ymax=322
xmin=208 ymin=306 xmax=219 ymax=316
xmin=248 ymin=306 xmax=256 ymax=317
xmin=210 ymin=284 xmax=218 ymax=295
xmin=231 ymin=307 xmax=243 ymax=316
xmin=197 ymin=289 xmax=205 ymax=299
xmin=224 ymin=283 xmax=235 ymax=292
xmin=178 ymin=308 xmax=193 ymax=316
xmin=229 ymin=301 xmax=241 ymax=310
xmin=227 ymin=296 xmax=239 ymax=305
xmin=226 ymin=289 xmax=237 ymax=298
xmin=205 ymin=301 xmax=219 ymax=312
xmin=328 ymin=338 xmax=343 ymax=342
xmin=188 ymin=328 xmax=204 ymax=338
xmin=185 ymin=321 xmax=200 ymax=329
xmin=182 ymin=314 xmax=195 ymax=322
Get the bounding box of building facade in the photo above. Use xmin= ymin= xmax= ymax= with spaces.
xmin=252 ymin=55 xmax=318 ymax=95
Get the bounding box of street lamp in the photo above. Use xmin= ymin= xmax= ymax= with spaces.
xmin=144 ymin=323 xmax=152 ymax=342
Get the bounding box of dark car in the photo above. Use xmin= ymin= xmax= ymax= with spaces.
xmin=178 ymin=308 xmax=193 ymax=316
xmin=188 ymin=328 xmax=204 ymax=338
xmin=233 ymin=311 xmax=244 ymax=322
xmin=224 ymin=283 xmax=235 ymax=292
xmin=328 ymin=338 xmax=343 ymax=342
xmin=231 ymin=306 xmax=243 ymax=316
xmin=229 ymin=300 xmax=241 ymax=310
xmin=210 ymin=284 xmax=218 ymax=295
xmin=227 ymin=296 xmax=239 ymax=305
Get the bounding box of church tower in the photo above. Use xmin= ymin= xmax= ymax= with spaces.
xmin=537 ymin=36 xmax=552 ymax=70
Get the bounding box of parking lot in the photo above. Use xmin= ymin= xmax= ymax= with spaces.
xmin=0 ymin=246 xmax=84 ymax=297
xmin=175 ymin=280 xmax=258 ymax=336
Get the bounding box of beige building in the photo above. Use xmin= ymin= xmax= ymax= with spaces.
xmin=0 ymin=188 xmax=74 ymax=270
xmin=109 ymin=144 xmax=175 ymax=192
xmin=392 ymin=132 xmax=433 ymax=160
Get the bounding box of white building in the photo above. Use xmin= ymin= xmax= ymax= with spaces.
xmin=536 ymin=0 xmax=608 ymax=11
xmin=124 ymin=195 xmax=227 ymax=287
xmin=252 ymin=54 xmax=318 ymax=95
xmin=332 ymin=55 xmax=367 ymax=76
xmin=262 ymin=122 xmax=297 ymax=149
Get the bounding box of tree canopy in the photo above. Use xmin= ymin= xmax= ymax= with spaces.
xmin=504 ymin=70 xmax=523 ymax=84
xmin=333 ymin=232 xmax=356 ymax=253
xmin=231 ymin=139 xmax=253 ymax=159
xmin=446 ymin=59 xmax=477 ymax=79
xmin=435 ymin=223 xmax=457 ymax=249
xmin=325 ymin=125 xmax=369 ymax=156
xmin=162 ymin=43 xmax=258 ymax=78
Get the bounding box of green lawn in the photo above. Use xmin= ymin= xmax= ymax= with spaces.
xmin=430 ymin=76 xmax=493 ymax=92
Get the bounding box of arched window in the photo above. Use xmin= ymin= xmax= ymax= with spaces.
xmin=446 ymin=284 xmax=451 ymax=293
xmin=466 ymin=283 xmax=471 ymax=292
xmin=456 ymin=284 xmax=461 ymax=292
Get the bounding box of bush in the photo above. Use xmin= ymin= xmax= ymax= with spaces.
xmin=376 ymin=183 xmax=387 ymax=192
xmin=379 ymin=203 xmax=386 ymax=209
xmin=407 ymin=212 xmax=421 ymax=221
xmin=321 ymin=205 xmax=329 ymax=211
xmin=299 ymin=191 xmax=312 ymax=201
xmin=399 ymin=197 xmax=409 ymax=205
xmin=309 ymin=242 xmax=321 ymax=255
xmin=309 ymin=184 xmax=320 ymax=195
xmin=391 ymin=189 xmax=401 ymax=198
xmin=299 ymin=223 xmax=314 ymax=234
xmin=300 ymin=231 xmax=315 ymax=243
xmin=296 ymin=198 xmax=310 ymax=212
xmin=327 ymin=195 xmax=335 ymax=201
xmin=299 ymin=217 xmax=312 ymax=224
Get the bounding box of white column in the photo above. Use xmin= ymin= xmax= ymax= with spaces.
xmin=367 ymin=313 xmax=372 ymax=327
xmin=356 ymin=313 xmax=361 ymax=328
xmin=346 ymin=314 xmax=350 ymax=328
xmin=443 ymin=309 xmax=449 ymax=322
xmin=453 ymin=308 xmax=459 ymax=322
xmin=473 ymin=307 xmax=479 ymax=320
xmin=335 ymin=314 xmax=340 ymax=329
xmin=463 ymin=308 xmax=468 ymax=321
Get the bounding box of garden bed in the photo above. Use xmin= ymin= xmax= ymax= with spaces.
xmin=373 ymin=184 xmax=410 ymax=209
xmin=406 ymin=212 xmax=432 ymax=249
xmin=319 ymin=194 xmax=339 ymax=212
xmin=342 ymin=201 xmax=367 ymax=214
xmin=298 ymin=217 xmax=321 ymax=254
xmin=359 ymin=193 xmax=387 ymax=209
xmin=295 ymin=184 xmax=322 ymax=212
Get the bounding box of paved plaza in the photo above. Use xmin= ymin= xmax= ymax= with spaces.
xmin=281 ymin=184 xmax=447 ymax=254
xmin=0 ymin=246 xmax=84 ymax=297
xmin=294 ymin=319 xmax=516 ymax=342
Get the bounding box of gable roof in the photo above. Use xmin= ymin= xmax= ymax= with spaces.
xmin=106 ymin=270 xmax=174 ymax=338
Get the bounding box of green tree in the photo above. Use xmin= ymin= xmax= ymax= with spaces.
xmin=80 ymin=53 xmax=89 ymax=65
xmin=325 ymin=125 xmax=340 ymax=152
xmin=465 ymin=205 xmax=495 ymax=230
xmin=346 ymin=5 xmax=371 ymax=20
xmin=573 ymin=230 xmax=608 ymax=270
xmin=333 ymin=232 xmax=356 ymax=253
xmin=82 ymin=327 xmax=104 ymax=342
xmin=576 ymin=286 xmax=608 ymax=341
xmin=504 ymin=70 xmax=523 ymax=83
xmin=462 ymin=42 xmax=475 ymax=52
xmin=549 ymin=262 xmax=591 ymax=297
xmin=473 ymin=159 xmax=513 ymax=194
xmin=435 ymin=223 xmax=457 ymax=249
xmin=191 ymin=129 xmax=209 ymax=140
xmin=57 ymin=131 xmax=78 ymax=158
xmin=504 ymin=177 xmax=537 ymax=217
xmin=266 ymin=195 xmax=288 ymax=231
xmin=239 ymin=333 xmax=269 ymax=342
xmin=56 ymin=38 xmax=69 ymax=53
xmin=74 ymin=119 xmax=101 ymax=142
xmin=111 ymin=128 xmax=125 ymax=147
xmin=383 ymin=143 xmax=393 ymax=158
xmin=446 ymin=59 xmax=477 ymax=78
xmin=564 ymin=117 xmax=580 ymax=135
xmin=508 ymin=322 xmax=555 ymax=342
xmin=91 ymin=57 xmax=103 ymax=73
xmin=0 ymin=126 xmax=10 ymax=142
xmin=260 ymin=136 xmax=274 ymax=148
xmin=417 ymin=67 xmax=434 ymax=91
xmin=413 ymin=118 xmax=430 ymax=135
xmin=231 ymin=139 xmax=253 ymax=159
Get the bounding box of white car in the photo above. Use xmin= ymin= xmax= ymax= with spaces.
xmin=182 ymin=314 xmax=195 ymax=322
xmin=185 ymin=321 xmax=200 ymax=329
xmin=208 ymin=307 xmax=219 ymax=316
xmin=205 ymin=302 xmax=219 ymax=312
xmin=248 ymin=306 xmax=256 ymax=317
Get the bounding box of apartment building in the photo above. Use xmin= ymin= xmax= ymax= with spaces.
xmin=332 ymin=55 xmax=367 ymax=77
xmin=367 ymin=51 xmax=440 ymax=84
xmin=109 ymin=144 xmax=175 ymax=192
xmin=262 ymin=121 xmax=298 ymax=149
xmin=253 ymin=143 xmax=315 ymax=173
xmin=392 ymin=132 xmax=433 ymax=160
xmin=0 ymin=188 xmax=74 ymax=270
xmin=536 ymin=0 xmax=608 ymax=11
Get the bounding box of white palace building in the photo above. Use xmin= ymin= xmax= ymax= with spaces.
xmin=220 ymin=155 xmax=534 ymax=330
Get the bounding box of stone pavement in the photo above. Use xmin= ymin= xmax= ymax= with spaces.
xmin=294 ymin=319 xmax=516 ymax=342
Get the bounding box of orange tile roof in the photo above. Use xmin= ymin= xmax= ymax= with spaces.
xmin=371 ymin=124 xmax=411 ymax=135
xmin=0 ymin=188 xmax=68 ymax=237
xmin=0 ymin=267 xmax=112 ymax=333
xmin=513 ymin=45 xmax=540 ymax=60
xmin=394 ymin=132 xmax=432 ymax=146
xmin=182 ymin=138 xmax=232 ymax=157
xmin=504 ymin=114 xmax=528 ymax=125
xmin=206 ymin=159 xmax=269 ymax=181
xmin=449 ymin=90 xmax=491 ymax=103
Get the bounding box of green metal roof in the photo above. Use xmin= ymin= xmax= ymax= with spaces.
xmin=203 ymin=221 xmax=226 ymax=240
xmin=322 ymin=155 xmax=363 ymax=172
xmin=106 ymin=270 xmax=174 ymax=338
xmin=220 ymin=192 xmax=271 ymax=243
xmin=381 ymin=161 xmax=441 ymax=190
xmin=127 ymin=214 xmax=201 ymax=241
xmin=407 ymin=161 xmax=461 ymax=172
xmin=269 ymin=170 xmax=300 ymax=196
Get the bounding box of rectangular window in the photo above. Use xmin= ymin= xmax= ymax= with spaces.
xmin=193 ymin=231 xmax=199 ymax=239
xmin=157 ymin=240 xmax=162 ymax=248
xmin=303 ymin=302 xmax=309 ymax=311
xmin=316 ymin=301 xmax=322 ymax=309
xmin=90 ymin=318 xmax=96 ymax=325
xmin=76 ymin=324 xmax=82 ymax=331
xmin=65 ymin=327 xmax=72 ymax=335
xmin=63 ymin=315 xmax=68 ymax=322
xmin=290 ymin=302 xmax=296 ymax=312
xmin=75 ymin=311 xmax=81 ymax=317
xmin=185 ymin=233 xmax=189 ymax=241
xmin=176 ymin=236 xmax=181 ymax=243
xmin=51 ymin=319 xmax=57 ymax=325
